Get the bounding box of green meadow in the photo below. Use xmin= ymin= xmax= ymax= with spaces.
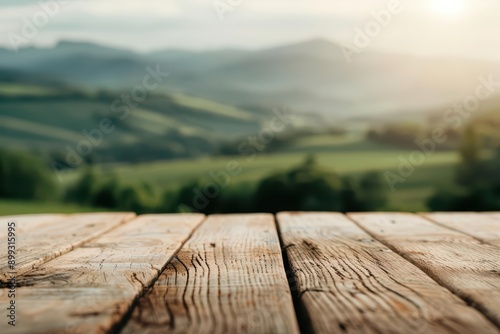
xmin=0 ymin=80 xmax=463 ymax=215
xmin=0 ymin=199 xmax=100 ymax=216
xmin=86 ymin=136 xmax=458 ymax=212
xmin=0 ymin=150 xmax=456 ymax=216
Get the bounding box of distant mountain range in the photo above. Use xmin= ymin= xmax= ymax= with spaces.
xmin=1 ymin=38 xmax=500 ymax=118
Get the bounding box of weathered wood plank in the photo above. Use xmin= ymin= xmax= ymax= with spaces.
xmin=278 ymin=212 xmax=498 ymax=334
xmin=123 ymin=214 xmax=300 ymax=334
xmin=0 ymin=214 xmax=66 ymax=239
xmin=349 ymin=212 xmax=500 ymax=329
xmin=0 ymin=213 xmax=135 ymax=283
xmin=421 ymin=212 xmax=500 ymax=247
xmin=0 ymin=214 xmax=204 ymax=334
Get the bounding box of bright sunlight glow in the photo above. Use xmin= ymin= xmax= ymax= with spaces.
xmin=431 ymin=0 xmax=465 ymax=16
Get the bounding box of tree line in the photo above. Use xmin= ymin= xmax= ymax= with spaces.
xmin=2 ymin=122 xmax=499 ymax=213
xmin=0 ymin=149 xmax=389 ymax=214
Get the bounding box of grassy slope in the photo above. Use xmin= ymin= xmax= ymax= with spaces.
xmin=0 ymin=79 xmax=459 ymax=213
xmin=4 ymin=151 xmax=455 ymax=215
xmin=0 ymin=199 xmax=104 ymax=216
xmin=95 ymin=135 xmax=458 ymax=211
xmin=0 ymin=83 xmax=59 ymax=96
xmin=0 ymin=84 xmax=264 ymax=150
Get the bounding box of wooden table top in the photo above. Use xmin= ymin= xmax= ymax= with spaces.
xmin=1 ymin=212 xmax=499 ymax=334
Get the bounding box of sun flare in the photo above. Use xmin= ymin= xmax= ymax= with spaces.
xmin=431 ymin=0 xmax=465 ymax=16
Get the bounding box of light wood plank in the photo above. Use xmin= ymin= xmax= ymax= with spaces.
xmin=0 ymin=214 xmax=204 ymax=334
xmin=278 ymin=212 xmax=498 ymax=334
xmin=349 ymin=212 xmax=500 ymax=329
xmin=421 ymin=212 xmax=500 ymax=247
xmin=0 ymin=214 xmax=66 ymax=239
xmin=123 ymin=214 xmax=300 ymax=334
xmin=0 ymin=213 xmax=135 ymax=283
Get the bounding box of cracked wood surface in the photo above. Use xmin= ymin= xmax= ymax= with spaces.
xmin=349 ymin=212 xmax=500 ymax=329
xmin=1 ymin=212 xmax=499 ymax=334
xmin=0 ymin=213 xmax=135 ymax=283
xmin=421 ymin=212 xmax=500 ymax=248
xmin=278 ymin=212 xmax=498 ymax=334
xmin=122 ymin=214 xmax=300 ymax=334
xmin=0 ymin=214 xmax=204 ymax=334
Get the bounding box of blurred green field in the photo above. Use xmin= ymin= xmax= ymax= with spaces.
xmin=1 ymin=155 xmax=455 ymax=216
xmin=0 ymin=90 xmax=460 ymax=214
xmin=90 ymin=138 xmax=458 ymax=212
xmin=0 ymin=199 xmax=103 ymax=216
xmin=0 ymin=83 xmax=59 ymax=96
xmin=0 ymin=127 xmax=460 ymax=215
xmin=104 ymin=150 xmax=457 ymax=186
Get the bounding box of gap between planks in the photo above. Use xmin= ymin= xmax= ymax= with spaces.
xmin=349 ymin=212 xmax=500 ymax=330
xmin=0 ymin=214 xmax=204 ymax=334
xmin=122 ymin=214 xmax=300 ymax=334
xmin=420 ymin=212 xmax=500 ymax=248
xmin=0 ymin=213 xmax=136 ymax=284
xmin=278 ymin=212 xmax=499 ymax=334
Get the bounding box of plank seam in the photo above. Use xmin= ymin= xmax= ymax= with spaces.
xmin=274 ymin=214 xmax=312 ymax=334
xmin=0 ymin=213 xmax=137 ymax=286
xmin=109 ymin=214 xmax=207 ymax=334
xmin=346 ymin=213 xmax=500 ymax=330
xmin=418 ymin=213 xmax=500 ymax=249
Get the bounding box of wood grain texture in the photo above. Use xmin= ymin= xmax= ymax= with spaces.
xmin=349 ymin=212 xmax=500 ymax=329
xmin=421 ymin=212 xmax=500 ymax=247
xmin=278 ymin=212 xmax=498 ymax=334
xmin=0 ymin=213 xmax=135 ymax=283
xmin=0 ymin=214 xmax=204 ymax=334
xmin=0 ymin=214 xmax=66 ymax=239
xmin=123 ymin=214 xmax=300 ymax=334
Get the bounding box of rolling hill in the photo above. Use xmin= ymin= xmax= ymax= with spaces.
xmin=0 ymin=73 xmax=291 ymax=164
xmin=1 ymin=39 xmax=500 ymax=119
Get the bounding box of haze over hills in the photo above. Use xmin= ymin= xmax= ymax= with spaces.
xmin=0 ymin=75 xmax=277 ymax=162
xmin=1 ymin=38 xmax=499 ymax=167
xmin=1 ymin=35 xmax=499 ymax=214
xmin=1 ymin=38 xmax=500 ymax=118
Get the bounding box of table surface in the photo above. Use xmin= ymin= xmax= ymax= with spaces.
xmin=1 ymin=212 xmax=499 ymax=334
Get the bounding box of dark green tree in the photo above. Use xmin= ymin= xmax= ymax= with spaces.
xmin=357 ymin=171 xmax=388 ymax=211
xmin=428 ymin=125 xmax=500 ymax=211
xmin=117 ymin=186 xmax=145 ymax=212
xmin=0 ymin=149 xmax=56 ymax=200
xmin=168 ymin=180 xmax=220 ymax=214
xmin=65 ymin=168 xmax=97 ymax=204
xmin=459 ymin=125 xmax=480 ymax=167
xmin=91 ymin=178 xmax=120 ymax=209
xmin=254 ymin=156 xmax=345 ymax=213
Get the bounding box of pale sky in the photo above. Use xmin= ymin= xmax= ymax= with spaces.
xmin=0 ymin=0 xmax=499 ymax=60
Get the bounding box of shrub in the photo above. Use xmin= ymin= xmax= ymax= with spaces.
xmin=0 ymin=149 xmax=56 ymax=200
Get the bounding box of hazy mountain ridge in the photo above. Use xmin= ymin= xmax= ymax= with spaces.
xmin=0 ymin=71 xmax=270 ymax=163
xmin=1 ymin=39 xmax=500 ymax=119
xmin=1 ymin=38 xmax=499 ymax=164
